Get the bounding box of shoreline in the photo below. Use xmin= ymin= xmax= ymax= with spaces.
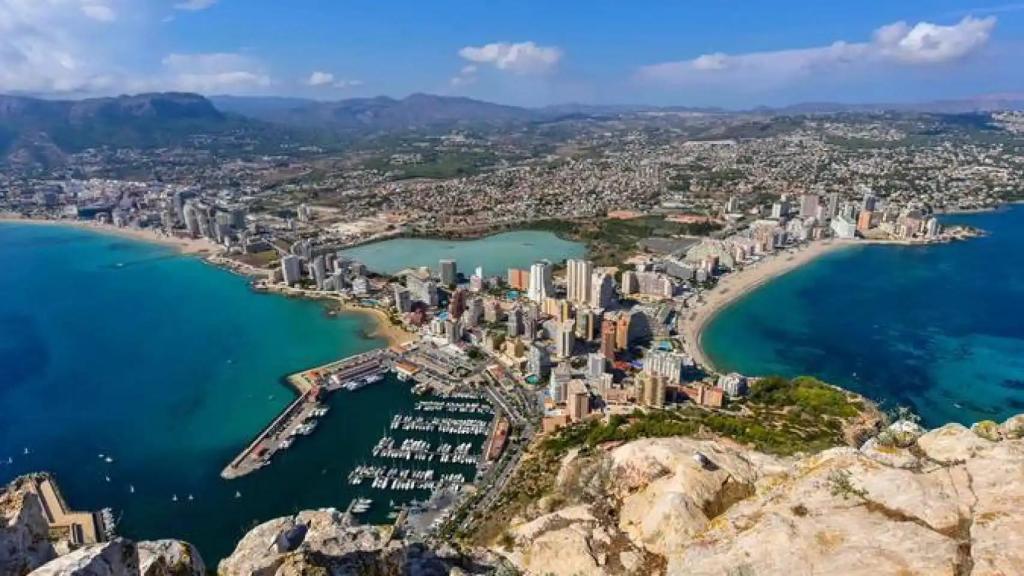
xmin=682 ymin=239 xmax=860 ymax=373
xmin=257 ymin=282 xmax=414 ymax=349
xmin=683 ymin=230 xmax=985 ymax=373
xmin=0 ymin=215 xmax=221 ymax=255
xmin=0 ymin=215 xmax=411 ymax=349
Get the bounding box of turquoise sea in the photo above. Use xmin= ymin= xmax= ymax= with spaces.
xmin=0 ymin=224 xmax=476 ymax=564
xmin=703 ymin=205 xmax=1024 ymax=428
xmin=339 ymin=230 xmax=585 ymax=276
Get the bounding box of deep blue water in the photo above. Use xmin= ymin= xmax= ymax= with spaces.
xmin=703 ymin=205 xmax=1024 ymax=428
xmin=0 ymin=224 xmax=415 ymax=564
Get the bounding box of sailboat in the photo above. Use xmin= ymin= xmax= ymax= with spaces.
xmin=129 ymin=485 xmax=135 ymax=494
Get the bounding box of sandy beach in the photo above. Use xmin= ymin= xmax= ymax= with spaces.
xmin=682 ymin=239 xmax=859 ymax=373
xmin=0 ymin=215 xmax=221 ymax=255
xmin=258 ymin=281 xmax=414 ymax=348
xmin=339 ymin=302 xmax=415 ymax=348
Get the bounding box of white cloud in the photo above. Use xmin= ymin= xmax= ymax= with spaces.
xmin=174 ymin=0 xmax=217 ymax=11
xmin=457 ymin=41 xmax=562 ymax=74
xmin=306 ymin=72 xmax=362 ymax=89
xmin=81 ymin=3 xmax=116 ymax=22
xmin=157 ymin=52 xmax=271 ymax=93
xmin=450 ymin=64 xmax=479 ymax=87
xmin=637 ymin=16 xmax=996 ymax=88
xmin=306 ymin=71 xmax=334 ymax=87
xmin=873 ymin=18 xmax=995 ymax=64
xmin=0 ymin=0 xmax=119 ymax=94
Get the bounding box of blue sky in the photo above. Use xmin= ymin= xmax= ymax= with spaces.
xmin=1 ymin=0 xmax=1022 ymax=107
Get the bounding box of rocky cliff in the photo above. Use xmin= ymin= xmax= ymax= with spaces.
xmin=1 ymin=475 xmax=59 ymax=575
xmin=6 ymin=414 xmax=1024 ymax=576
xmin=493 ymin=414 xmax=1024 ymax=575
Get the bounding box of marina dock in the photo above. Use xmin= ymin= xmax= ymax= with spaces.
xmin=221 ymin=349 xmax=395 ymax=480
xmin=23 ymin=474 xmax=110 ymax=546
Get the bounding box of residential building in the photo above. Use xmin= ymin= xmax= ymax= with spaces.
xmin=566 ymin=259 xmax=594 ymax=304
xmin=643 ymin=349 xmax=689 ymax=385
xmin=717 ymin=373 xmax=749 ymax=396
xmin=556 ymin=320 xmax=576 ymax=359
xmin=281 ymin=255 xmax=302 ymax=286
xmin=528 ymin=261 xmax=553 ymax=302
xmin=589 ymin=271 xmax=616 ymax=309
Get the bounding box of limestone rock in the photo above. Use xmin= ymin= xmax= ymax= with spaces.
xmin=496 ymin=414 xmax=1024 ymax=576
xmin=218 ymin=508 xmax=386 ymax=576
xmin=508 ymin=506 xmax=650 ymax=576
xmin=1 ymin=475 xmax=59 ymax=576
xmin=610 ymin=437 xmax=776 ymax=557
xmin=217 ymin=508 xmax=468 ymax=576
xmin=917 ymin=423 xmax=994 ymax=463
xmin=29 ymin=539 xmax=138 ymax=576
xmin=859 ymin=436 xmax=920 ymax=468
xmin=137 ymin=540 xmax=205 ymax=576
xmin=963 ymin=442 xmax=1024 ymax=574
xmin=1001 ymin=414 xmax=1024 ymax=439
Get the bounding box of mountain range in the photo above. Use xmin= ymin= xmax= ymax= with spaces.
xmin=2 ymin=91 xmax=1023 ymax=166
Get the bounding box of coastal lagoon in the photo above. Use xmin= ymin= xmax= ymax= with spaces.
xmin=703 ymin=205 xmax=1024 ymax=428
xmin=0 ymin=224 xmax=418 ymax=563
xmin=339 ymin=230 xmax=585 ymax=276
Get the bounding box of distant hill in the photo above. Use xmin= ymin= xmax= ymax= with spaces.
xmin=0 ymin=92 xmax=244 ymax=165
xmin=212 ymin=93 xmax=539 ymax=131
xmin=768 ymin=95 xmax=1024 ymax=115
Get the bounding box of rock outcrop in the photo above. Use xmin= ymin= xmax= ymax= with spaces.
xmin=1 ymin=475 xmax=59 ymax=576
xmin=217 ymin=508 xmax=492 ymax=576
xmin=29 ymin=540 xmax=140 ymax=576
xmin=24 ymin=539 xmax=206 ymax=576
xmin=8 ymin=413 xmax=1024 ymax=576
xmin=496 ymin=414 xmax=1024 ymax=576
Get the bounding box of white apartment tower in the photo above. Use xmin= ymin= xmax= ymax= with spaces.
xmin=527 ymin=261 xmax=553 ymax=302
xmin=281 ymin=255 xmax=302 ymax=286
xmin=566 ymin=259 xmax=594 ymax=304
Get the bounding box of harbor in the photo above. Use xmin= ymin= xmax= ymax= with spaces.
xmin=220 ymin=348 xmax=396 ymax=480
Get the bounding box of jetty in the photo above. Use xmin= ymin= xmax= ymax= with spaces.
xmin=22 ymin=474 xmax=109 ymax=546
xmin=221 ymin=348 xmax=396 ymax=480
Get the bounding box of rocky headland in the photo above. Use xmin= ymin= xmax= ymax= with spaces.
xmin=4 ymin=414 xmax=1023 ymax=576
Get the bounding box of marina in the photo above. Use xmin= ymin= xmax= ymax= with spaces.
xmin=218 ymin=343 xmax=501 ymax=532
xmin=346 ymin=466 xmax=467 ymax=492
xmin=389 ymin=414 xmax=492 ymax=435
xmin=371 ymin=436 xmax=480 ymax=465
xmin=221 ymin=349 xmax=395 ymax=480
xmin=414 ymin=400 xmax=493 ymax=415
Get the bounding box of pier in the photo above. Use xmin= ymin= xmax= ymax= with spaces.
xmin=221 ymin=348 xmax=396 ymax=480
xmin=23 ymin=474 xmax=108 ymax=546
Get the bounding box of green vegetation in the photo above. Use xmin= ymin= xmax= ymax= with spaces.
xmin=543 ymin=375 xmax=869 ymax=457
xmin=828 ymin=469 xmax=867 ymax=500
xmin=465 ymin=374 xmax=874 ymax=547
xmin=530 ymin=215 xmax=722 ymax=266
xmin=748 ymin=376 xmax=862 ymax=418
